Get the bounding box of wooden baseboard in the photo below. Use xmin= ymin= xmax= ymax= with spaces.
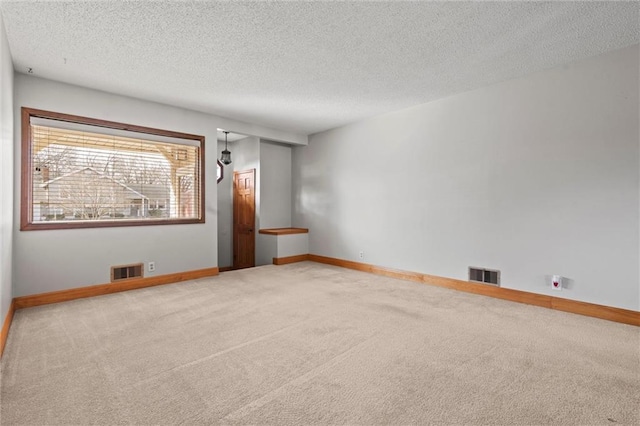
xmin=219 ymin=266 xmax=235 ymax=272
xmin=308 ymin=254 xmax=640 ymax=326
xmin=13 ymin=267 xmax=219 ymax=310
xmin=420 ymin=272 xmax=551 ymax=308
xmin=273 ymin=254 xmax=310 ymax=265
xmin=0 ymin=299 xmax=16 ymax=357
xmin=549 ymin=297 xmax=640 ymax=326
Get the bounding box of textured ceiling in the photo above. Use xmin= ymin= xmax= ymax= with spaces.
xmin=1 ymin=1 xmax=638 ymax=135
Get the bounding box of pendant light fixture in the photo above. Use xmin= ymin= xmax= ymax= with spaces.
xmin=220 ymin=131 xmax=232 ymax=165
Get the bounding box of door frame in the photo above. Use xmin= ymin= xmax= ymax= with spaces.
xmin=232 ymin=168 xmax=256 ymax=269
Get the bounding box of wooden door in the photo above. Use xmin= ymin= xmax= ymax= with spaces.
xmin=233 ymin=169 xmax=256 ymax=269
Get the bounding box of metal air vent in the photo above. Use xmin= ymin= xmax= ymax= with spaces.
xmin=469 ymin=267 xmax=500 ymax=286
xmin=111 ymin=263 xmax=143 ymax=282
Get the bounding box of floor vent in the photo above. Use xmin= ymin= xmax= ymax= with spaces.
xmin=111 ymin=263 xmax=143 ymax=282
xmin=469 ymin=267 xmax=500 ymax=286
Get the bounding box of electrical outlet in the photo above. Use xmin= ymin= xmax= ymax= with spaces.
xmin=359 ymin=251 xmax=364 ymax=260
xmin=148 ymin=261 xmax=156 ymax=272
xmin=551 ymin=275 xmax=562 ymax=291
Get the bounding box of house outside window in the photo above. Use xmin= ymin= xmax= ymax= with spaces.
xmin=21 ymin=108 xmax=205 ymax=230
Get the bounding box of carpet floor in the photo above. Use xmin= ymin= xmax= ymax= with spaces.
xmin=1 ymin=262 xmax=638 ymax=425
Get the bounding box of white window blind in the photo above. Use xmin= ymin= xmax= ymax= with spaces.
xmin=23 ymin=109 xmax=204 ymax=229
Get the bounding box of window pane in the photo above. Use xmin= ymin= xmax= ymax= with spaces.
xmin=24 ymin=109 xmax=204 ymax=229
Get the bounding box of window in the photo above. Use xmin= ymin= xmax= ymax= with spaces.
xmin=21 ymin=108 xmax=205 ymax=230
xmin=217 ymin=159 xmax=224 ymax=183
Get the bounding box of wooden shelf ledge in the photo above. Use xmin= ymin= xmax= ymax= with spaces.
xmin=259 ymin=228 xmax=309 ymax=235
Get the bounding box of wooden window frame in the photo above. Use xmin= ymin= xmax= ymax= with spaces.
xmin=21 ymin=107 xmax=206 ymax=231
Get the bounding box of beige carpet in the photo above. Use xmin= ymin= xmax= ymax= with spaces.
xmin=1 ymin=261 xmax=638 ymax=425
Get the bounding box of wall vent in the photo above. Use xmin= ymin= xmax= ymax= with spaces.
xmin=111 ymin=263 xmax=143 ymax=282
xmin=469 ymin=267 xmax=500 ymax=286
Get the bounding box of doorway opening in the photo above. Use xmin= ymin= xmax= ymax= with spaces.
xmin=233 ymin=169 xmax=256 ymax=269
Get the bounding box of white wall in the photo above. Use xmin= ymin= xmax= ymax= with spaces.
xmin=277 ymin=234 xmax=308 ymax=258
xmin=13 ymin=75 xmax=220 ymax=296
xmin=217 ymin=117 xmax=307 ymax=147
xmin=218 ymin=138 xmax=294 ymax=267
xmin=233 ymin=136 xmax=261 ymax=180
xmin=217 ymin=140 xmax=234 ymax=269
xmin=293 ymin=45 xmax=640 ymax=311
xmin=0 ymin=15 xmax=14 ymax=322
xmin=233 ymin=136 xmax=261 ymax=239
xmin=228 ymin=136 xmax=263 ymax=265
xmin=256 ymin=235 xmax=278 ymax=267
xmin=217 ymin=135 xmax=261 ymax=268
xmin=257 ymin=233 xmax=309 ymax=265
xmin=259 ymin=140 xmax=292 ymax=229
xmin=257 ymin=140 xmax=293 ymax=265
